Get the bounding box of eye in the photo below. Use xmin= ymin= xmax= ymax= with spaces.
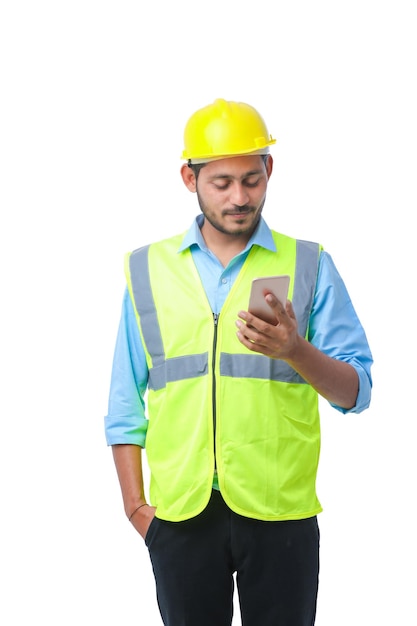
xmin=213 ymin=181 xmax=231 ymax=190
xmin=243 ymin=177 xmax=261 ymax=188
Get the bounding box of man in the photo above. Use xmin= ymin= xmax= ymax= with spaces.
xmin=105 ymin=98 xmax=373 ymax=625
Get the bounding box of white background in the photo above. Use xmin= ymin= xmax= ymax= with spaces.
xmin=1 ymin=1 xmax=416 ymax=624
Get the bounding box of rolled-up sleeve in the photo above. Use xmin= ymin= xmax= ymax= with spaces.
xmin=309 ymin=252 xmax=373 ymax=414
xmin=104 ymin=288 xmax=149 ymax=446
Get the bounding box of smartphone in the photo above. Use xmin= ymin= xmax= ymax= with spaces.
xmin=248 ymin=275 xmax=290 ymax=324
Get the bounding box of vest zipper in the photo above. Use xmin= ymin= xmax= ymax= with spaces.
xmin=212 ymin=313 xmax=219 ymax=468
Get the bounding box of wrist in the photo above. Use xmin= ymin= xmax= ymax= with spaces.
xmin=128 ymin=503 xmax=148 ymax=522
xmin=282 ymin=334 xmax=305 ymax=364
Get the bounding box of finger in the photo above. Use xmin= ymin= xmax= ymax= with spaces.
xmin=236 ymin=327 xmax=275 ymax=356
xmin=236 ymin=328 xmax=266 ymax=351
xmin=236 ymin=322 xmax=275 ymax=352
xmin=236 ymin=316 xmax=273 ymax=337
xmin=265 ymin=292 xmax=286 ymax=313
xmin=285 ymin=299 xmax=296 ymax=320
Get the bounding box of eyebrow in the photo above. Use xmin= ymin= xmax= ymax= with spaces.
xmin=207 ymin=169 xmax=264 ymax=181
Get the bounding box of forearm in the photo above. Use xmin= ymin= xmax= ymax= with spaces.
xmin=286 ymin=336 xmax=359 ymax=409
xmin=112 ymin=443 xmax=147 ymax=516
xmin=112 ymin=444 xmax=156 ymax=539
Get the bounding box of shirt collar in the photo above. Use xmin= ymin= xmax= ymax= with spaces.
xmin=178 ymin=215 xmax=277 ymax=254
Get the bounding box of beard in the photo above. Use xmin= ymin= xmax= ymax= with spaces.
xmin=196 ymin=190 xmax=265 ymax=237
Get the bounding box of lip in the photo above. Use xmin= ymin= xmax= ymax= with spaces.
xmin=225 ymin=214 xmax=250 ymax=221
xmin=224 ymin=210 xmax=251 ymax=217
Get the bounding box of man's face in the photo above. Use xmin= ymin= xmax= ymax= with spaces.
xmin=191 ymin=155 xmax=272 ymax=238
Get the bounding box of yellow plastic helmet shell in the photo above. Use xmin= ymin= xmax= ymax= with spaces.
xmin=181 ymin=98 xmax=276 ymax=161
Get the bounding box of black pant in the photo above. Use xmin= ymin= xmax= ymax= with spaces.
xmin=145 ymin=490 xmax=319 ymax=625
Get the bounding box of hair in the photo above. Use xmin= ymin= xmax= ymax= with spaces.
xmin=187 ymin=154 xmax=269 ymax=181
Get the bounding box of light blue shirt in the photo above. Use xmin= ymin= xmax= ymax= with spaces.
xmin=105 ymin=216 xmax=373 ymax=447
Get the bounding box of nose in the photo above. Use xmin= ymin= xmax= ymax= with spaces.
xmin=230 ymin=182 xmax=250 ymax=207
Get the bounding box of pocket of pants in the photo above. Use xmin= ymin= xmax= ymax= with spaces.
xmin=144 ymin=514 xmax=158 ymax=548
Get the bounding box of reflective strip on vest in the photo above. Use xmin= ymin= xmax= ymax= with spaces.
xmin=129 ymin=239 xmax=319 ymax=390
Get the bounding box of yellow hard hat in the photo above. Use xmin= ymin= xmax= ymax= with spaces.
xmin=181 ymin=98 xmax=276 ymax=161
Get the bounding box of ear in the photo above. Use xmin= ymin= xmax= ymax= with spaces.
xmin=265 ymin=154 xmax=273 ymax=179
xmin=180 ymin=163 xmax=197 ymax=192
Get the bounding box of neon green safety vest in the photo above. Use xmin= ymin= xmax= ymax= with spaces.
xmin=126 ymin=230 xmax=323 ymax=522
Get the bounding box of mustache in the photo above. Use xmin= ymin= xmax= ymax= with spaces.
xmin=222 ymin=205 xmax=255 ymax=215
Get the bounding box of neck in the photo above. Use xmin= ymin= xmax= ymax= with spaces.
xmin=201 ymin=221 xmax=253 ymax=267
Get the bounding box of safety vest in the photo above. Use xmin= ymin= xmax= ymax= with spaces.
xmin=125 ymin=230 xmax=323 ymax=522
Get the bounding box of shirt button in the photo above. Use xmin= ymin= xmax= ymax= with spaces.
xmin=221 ymin=278 xmax=228 ymax=284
